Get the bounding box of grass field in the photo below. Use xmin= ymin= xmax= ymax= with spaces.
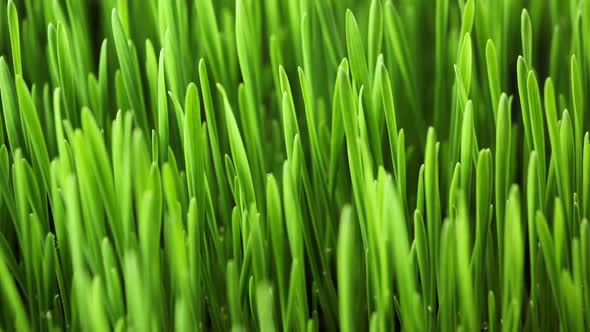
xmin=0 ymin=0 xmax=589 ymax=330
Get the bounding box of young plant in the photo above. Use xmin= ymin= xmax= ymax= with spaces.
xmin=0 ymin=0 xmax=588 ymax=331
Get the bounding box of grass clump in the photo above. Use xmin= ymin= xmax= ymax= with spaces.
xmin=0 ymin=0 xmax=589 ymax=331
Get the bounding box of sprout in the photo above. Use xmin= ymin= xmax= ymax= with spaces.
xmin=0 ymin=0 xmax=588 ymax=330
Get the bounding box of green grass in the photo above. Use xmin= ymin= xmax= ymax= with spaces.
xmin=0 ymin=0 xmax=589 ymax=330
